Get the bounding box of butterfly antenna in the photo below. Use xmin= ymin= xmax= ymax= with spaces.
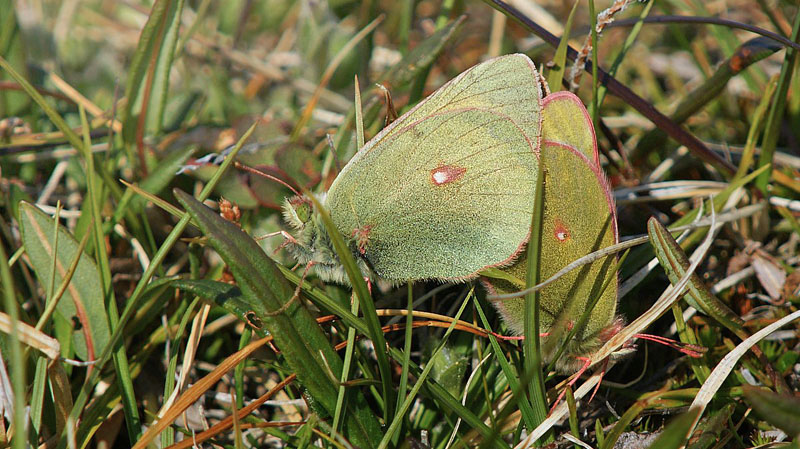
xmin=327 ymin=133 xmax=342 ymax=174
xmin=487 ymin=331 xmax=525 ymax=341
xmin=375 ymin=83 xmax=398 ymax=126
xmin=234 ymin=161 xmax=302 ymax=197
xmin=633 ymin=333 xmax=706 ymax=358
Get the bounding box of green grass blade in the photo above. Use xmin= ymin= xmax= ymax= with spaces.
xmin=176 ymin=190 xmax=382 ymax=448
xmin=596 ymin=0 xmax=654 ymax=107
xmin=523 ymin=126 xmax=548 ymax=439
xmin=735 ymin=74 xmax=779 ymax=180
xmin=78 ymin=105 xmax=141 ymax=443
xmin=306 ymin=193 xmax=396 ymax=425
xmin=755 ymin=11 xmax=800 ymax=193
xmin=121 ymin=0 xmax=186 ymax=149
xmin=545 ymin=0 xmax=579 ymax=91
xmin=0 ymin=234 xmax=27 ymax=449
xmin=588 ymin=0 xmax=598 ymax=124
xmin=30 ymin=357 xmax=48 ymax=436
xmin=396 ymin=283 xmax=413 ymax=416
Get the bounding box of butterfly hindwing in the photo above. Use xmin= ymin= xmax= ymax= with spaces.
xmin=541 ymin=91 xmax=599 ymax=165
xmin=483 ymin=91 xmax=619 ymax=371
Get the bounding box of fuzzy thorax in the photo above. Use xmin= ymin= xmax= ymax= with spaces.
xmin=281 ymin=195 xmax=375 ymax=285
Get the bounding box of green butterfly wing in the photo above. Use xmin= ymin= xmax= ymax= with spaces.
xmin=367 ymin=53 xmax=543 ymax=158
xmin=541 ymin=91 xmax=598 ymax=165
xmin=319 ymin=54 xmax=545 ymax=282
xmin=484 ymin=91 xmax=618 ymax=372
xmin=538 ymin=140 xmax=617 ymax=361
xmin=326 ymin=108 xmax=538 ymax=281
xmin=537 ymin=93 xmax=618 ymax=355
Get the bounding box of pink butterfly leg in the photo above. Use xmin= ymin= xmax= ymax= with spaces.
xmin=550 ymin=355 xmax=612 ymax=414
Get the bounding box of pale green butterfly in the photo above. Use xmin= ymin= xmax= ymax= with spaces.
xmin=283 ymin=54 xmax=543 ymax=284
xmin=282 ymin=55 xmax=625 ymax=373
xmin=481 ymin=91 xmax=624 ymax=373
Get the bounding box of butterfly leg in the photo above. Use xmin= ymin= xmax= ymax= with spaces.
xmin=364 ymin=277 xmax=373 ymax=295
xmin=549 ymin=356 xmax=592 ymax=414
xmin=266 ymin=261 xmax=316 ymax=319
xmin=586 ymin=358 xmax=612 ymax=402
xmin=273 ymin=230 xmax=300 ymax=254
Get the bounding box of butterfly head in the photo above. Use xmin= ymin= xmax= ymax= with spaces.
xmin=282 ymin=194 xmax=314 ymax=229
xmin=281 ymin=194 xmax=375 ymax=285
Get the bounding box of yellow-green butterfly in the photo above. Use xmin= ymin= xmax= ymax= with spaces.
xmin=482 ymin=91 xmax=622 ymax=372
xmin=283 ymin=54 xmax=623 ymax=372
xmin=284 ymin=54 xmax=543 ymax=283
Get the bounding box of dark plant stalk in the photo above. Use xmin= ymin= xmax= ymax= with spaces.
xmin=756 ymin=11 xmax=800 ymax=193
xmin=607 ymin=15 xmax=800 ymax=52
xmin=485 ymin=0 xmax=737 ymax=175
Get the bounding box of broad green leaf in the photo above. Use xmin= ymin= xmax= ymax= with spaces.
xmin=122 ymin=0 xmax=186 ymax=145
xmin=647 ymin=217 xmax=746 ymax=335
xmin=743 ymin=385 xmax=800 ymax=438
xmin=427 ymin=342 xmax=468 ymax=398
xmin=18 ymin=202 xmax=111 ymax=361
xmin=172 ymin=279 xmax=269 ymax=337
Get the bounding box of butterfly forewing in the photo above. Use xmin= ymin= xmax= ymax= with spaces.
xmin=365 ymin=54 xmax=543 ymax=161
xmin=326 ymin=108 xmax=538 ymax=281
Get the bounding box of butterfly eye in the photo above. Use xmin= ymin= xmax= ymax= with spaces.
xmin=289 ymin=196 xmax=313 ymax=223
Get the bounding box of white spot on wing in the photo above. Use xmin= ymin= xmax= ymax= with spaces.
xmin=432 ymin=170 xmax=448 ymax=185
